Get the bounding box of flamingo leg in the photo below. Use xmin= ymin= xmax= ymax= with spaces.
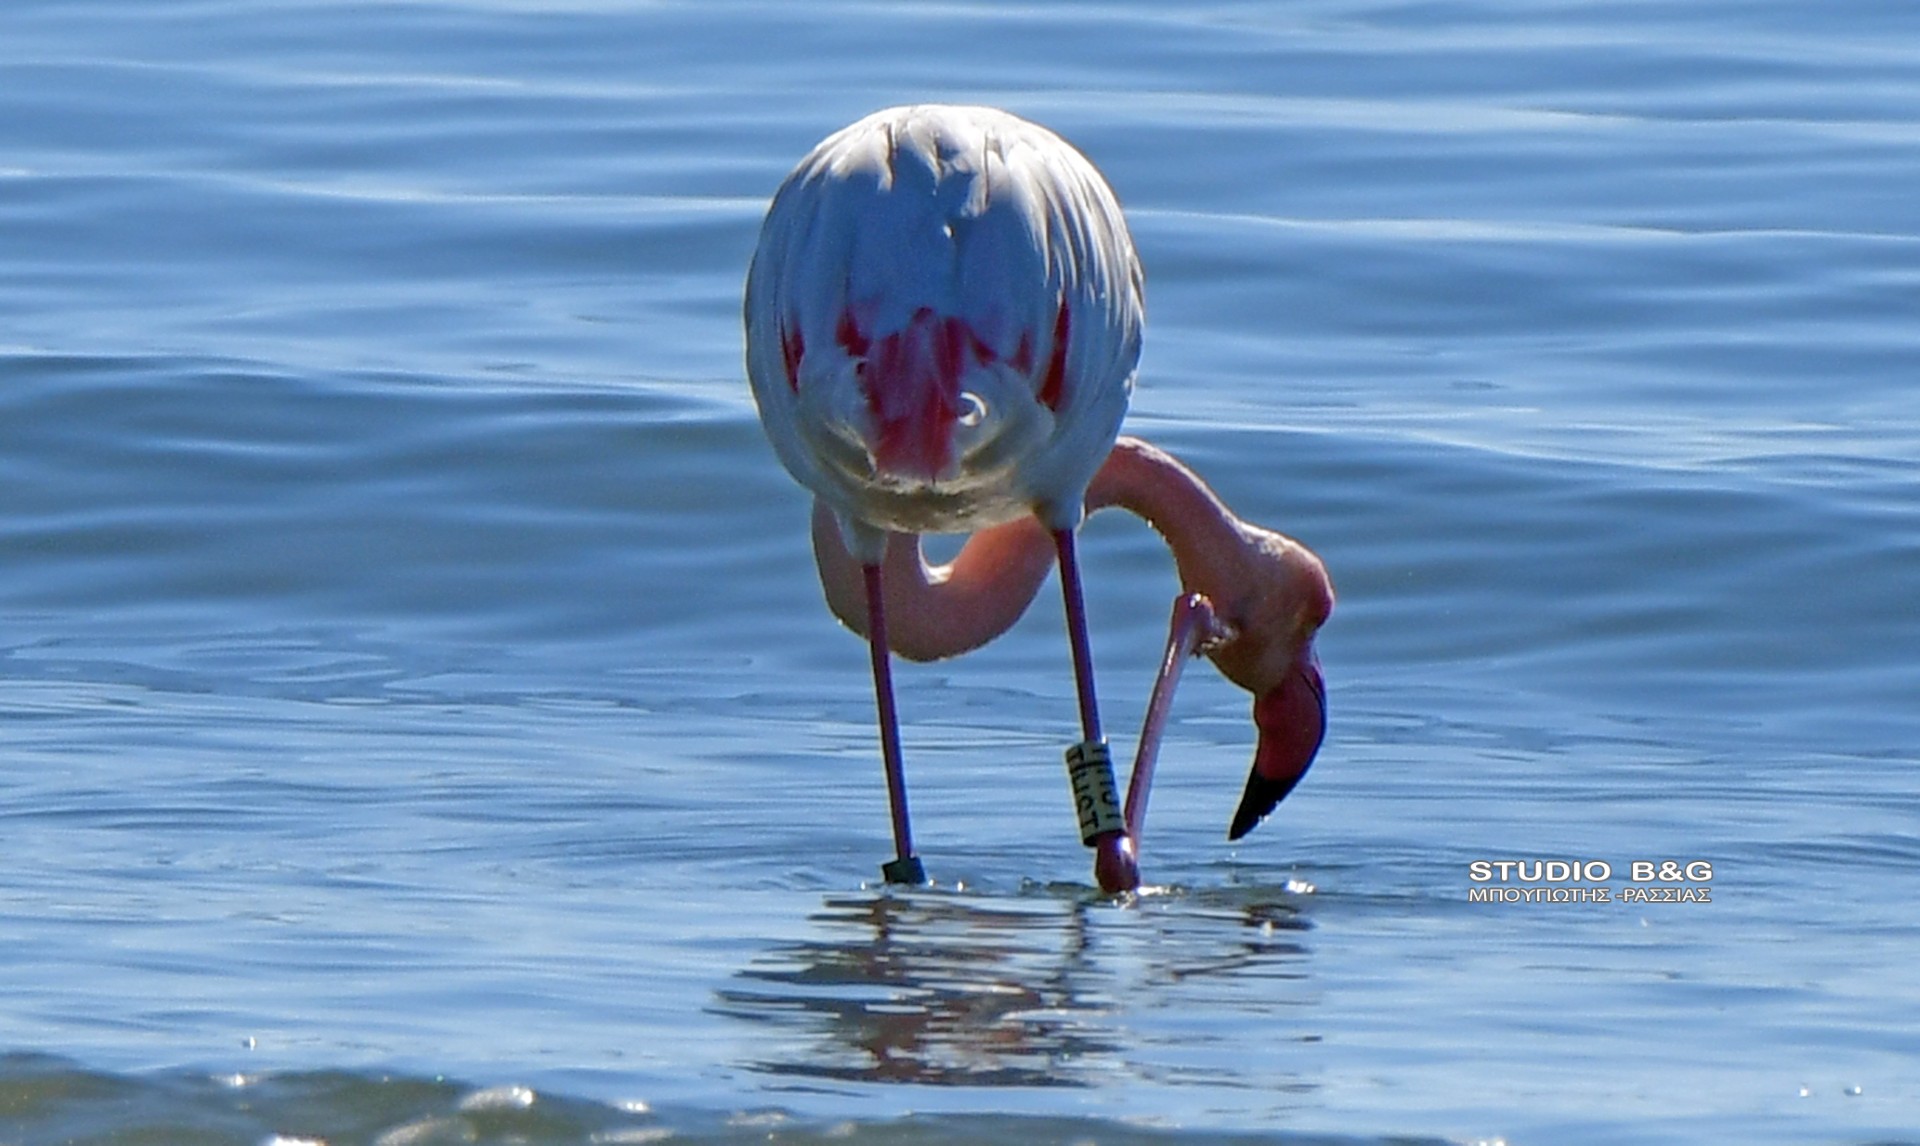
xmin=864 ymin=562 xmax=927 ymax=885
xmin=1123 ymin=593 xmax=1228 ymax=844
xmin=1052 ymin=528 xmax=1103 ymax=742
xmin=1053 ymin=529 xmax=1138 ymax=891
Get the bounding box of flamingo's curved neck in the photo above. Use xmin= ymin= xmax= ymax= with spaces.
xmin=1086 ymin=437 xmax=1246 ymax=602
xmin=811 ymin=437 xmax=1241 ymax=661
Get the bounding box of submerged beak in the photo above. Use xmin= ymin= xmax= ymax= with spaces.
xmin=1228 ymin=647 xmax=1326 ymax=840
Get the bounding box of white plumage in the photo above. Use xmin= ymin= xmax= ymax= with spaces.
xmin=744 ymin=104 xmax=1144 ymax=563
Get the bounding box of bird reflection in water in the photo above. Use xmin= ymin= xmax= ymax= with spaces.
xmin=713 ymin=883 xmax=1313 ymax=1088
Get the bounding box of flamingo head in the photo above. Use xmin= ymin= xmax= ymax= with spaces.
xmin=1199 ymin=525 xmax=1334 ymax=840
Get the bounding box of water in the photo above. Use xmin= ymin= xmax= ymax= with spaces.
xmin=3 ymin=1 xmax=1917 ymax=1143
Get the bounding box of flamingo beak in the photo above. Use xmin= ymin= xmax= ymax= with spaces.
xmin=1228 ymin=646 xmax=1325 ymax=840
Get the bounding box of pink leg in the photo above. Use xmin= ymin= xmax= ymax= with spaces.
xmin=1052 ymin=528 xmax=1103 ymax=742
xmin=1054 ymin=529 xmax=1137 ymax=892
xmin=864 ymin=563 xmax=926 ymax=885
xmin=1124 ymin=594 xmax=1227 ymax=845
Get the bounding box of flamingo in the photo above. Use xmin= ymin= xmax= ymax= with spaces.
xmin=744 ymin=105 xmax=1331 ymax=892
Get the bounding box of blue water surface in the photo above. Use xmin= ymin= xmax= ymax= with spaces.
xmin=3 ymin=2 xmax=1918 ymax=1144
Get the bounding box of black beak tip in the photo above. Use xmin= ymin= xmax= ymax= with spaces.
xmin=1227 ymin=769 xmax=1304 ymax=841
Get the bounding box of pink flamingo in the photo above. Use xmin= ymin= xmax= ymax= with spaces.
xmin=745 ymin=105 xmax=1331 ymax=891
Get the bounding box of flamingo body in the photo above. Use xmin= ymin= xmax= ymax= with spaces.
xmin=745 ymin=104 xmax=1143 ymax=559
xmin=743 ymin=107 xmax=1328 ymax=889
